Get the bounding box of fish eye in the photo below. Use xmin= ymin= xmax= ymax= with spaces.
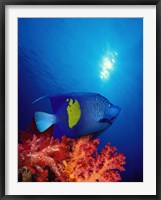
xmin=108 ymin=104 xmax=111 ymax=107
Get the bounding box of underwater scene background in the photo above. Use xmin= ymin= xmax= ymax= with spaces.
xmin=18 ymin=18 xmax=143 ymax=182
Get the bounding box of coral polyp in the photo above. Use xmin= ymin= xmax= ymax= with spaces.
xmin=18 ymin=119 xmax=126 ymax=182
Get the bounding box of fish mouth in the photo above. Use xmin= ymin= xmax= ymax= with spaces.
xmin=99 ymin=107 xmax=121 ymax=124
xmin=99 ymin=118 xmax=113 ymax=124
xmin=107 ymin=116 xmax=117 ymax=124
xmin=111 ymin=107 xmax=121 ymax=122
xmin=110 ymin=115 xmax=119 ymax=123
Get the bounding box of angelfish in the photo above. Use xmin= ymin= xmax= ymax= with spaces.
xmin=33 ymin=92 xmax=121 ymax=139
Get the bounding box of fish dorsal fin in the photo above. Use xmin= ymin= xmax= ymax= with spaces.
xmin=49 ymin=92 xmax=98 ymax=114
xmin=49 ymin=95 xmax=70 ymax=114
xmin=32 ymin=95 xmax=48 ymax=104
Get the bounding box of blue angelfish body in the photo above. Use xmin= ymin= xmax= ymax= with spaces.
xmin=34 ymin=92 xmax=121 ymax=139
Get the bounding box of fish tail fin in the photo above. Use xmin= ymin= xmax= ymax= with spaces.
xmin=35 ymin=112 xmax=57 ymax=132
xmin=32 ymin=95 xmax=48 ymax=104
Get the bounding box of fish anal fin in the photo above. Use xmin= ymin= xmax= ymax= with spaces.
xmin=53 ymin=125 xmax=65 ymax=140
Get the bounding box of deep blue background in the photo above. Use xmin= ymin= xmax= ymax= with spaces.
xmin=18 ymin=18 xmax=143 ymax=182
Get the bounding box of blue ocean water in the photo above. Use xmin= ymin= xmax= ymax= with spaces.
xmin=18 ymin=18 xmax=143 ymax=182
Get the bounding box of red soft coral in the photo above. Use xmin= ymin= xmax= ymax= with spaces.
xmin=18 ymin=119 xmax=126 ymax=182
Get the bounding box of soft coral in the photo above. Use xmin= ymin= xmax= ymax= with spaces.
xmin=18 ymin=119 xmax=126 ymax=182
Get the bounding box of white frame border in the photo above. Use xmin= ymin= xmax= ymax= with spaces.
xmin=5 ymin=5 xmax=156 ymax=195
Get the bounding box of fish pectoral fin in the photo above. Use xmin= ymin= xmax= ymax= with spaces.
xmin=35 ymin=112 xmax=56 ymax=132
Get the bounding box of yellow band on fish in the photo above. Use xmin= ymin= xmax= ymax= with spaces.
xmin=66 ymin=98 xmax=81 ymax=128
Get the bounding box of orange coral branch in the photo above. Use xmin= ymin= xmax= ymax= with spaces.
xmin=62 ymin=138 xmax=126 ymax=182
